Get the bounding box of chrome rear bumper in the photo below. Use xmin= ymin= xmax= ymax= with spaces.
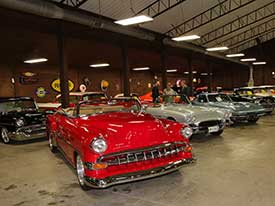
xmin=84 ymin=158 xmax=195 ymax=188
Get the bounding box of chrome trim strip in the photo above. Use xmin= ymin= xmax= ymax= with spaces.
xmin=84 ymin=158 xmax=195 ymax=188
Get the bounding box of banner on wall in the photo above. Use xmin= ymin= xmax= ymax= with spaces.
xmin=51 ymin=78 xmax=74 ymax=93
xmin=19 ymin=72 xmax=39 ymax=85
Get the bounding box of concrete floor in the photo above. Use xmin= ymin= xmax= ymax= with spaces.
xmin=1 ymin=115 xmax=275 ymax=206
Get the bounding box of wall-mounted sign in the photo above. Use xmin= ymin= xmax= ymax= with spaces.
xmin=19 ymin=72 xmax=39 ymax=85
xmin=101 ymin=80 xmax=109 ymax=92
xmin=36 ymin=87 xmax=47 ymax=98
xmin=51 ymin=79 xmax=74 ymax=93
xmin=79 ymin=84 xmax=87 ymax=92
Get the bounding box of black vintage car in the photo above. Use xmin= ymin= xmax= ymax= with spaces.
xmin=231 ymin=87 xmax=275 ymax=114
xmin=0 ymin=97 xmax=46 ymax=143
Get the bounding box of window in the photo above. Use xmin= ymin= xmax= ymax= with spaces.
xmin=198 ymin=95 xmax=208 ymax=103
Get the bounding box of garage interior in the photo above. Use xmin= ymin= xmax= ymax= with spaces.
xmin=0 ymin=0 xmax=274 ymax=205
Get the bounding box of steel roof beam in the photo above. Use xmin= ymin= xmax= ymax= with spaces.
xmin=165 ymin=0 xmax=256 ymax=37
xmin=136 ymin=0 xmax=187 ymax=18
xmin=58 ymin=0 xmax=88 ymax=8
xmin=220 ymin=18 xmax=274 ymax=50
xmin=200 ymin=1 xmax=275 ymax=45
xmin=228 ymin=30 xmax=275 ymax=53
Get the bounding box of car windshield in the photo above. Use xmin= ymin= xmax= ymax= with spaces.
xmin=57 ymin=93 xmax=107 ymax=103
xmin=162 ymin=94 xmax=191 ymax=105
xmin=77 ymin=98 xmax=141 ymax=116
xmin=208 ymin=94 xmax=232 ymax=102
xmin=0 ymin=99 xmax=36 ymax=113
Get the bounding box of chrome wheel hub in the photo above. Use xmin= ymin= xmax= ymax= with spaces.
xmin=1 ymin=128 xmax=10 ymax=143
xmin=76 ymin=155 xmax=85 ymax=186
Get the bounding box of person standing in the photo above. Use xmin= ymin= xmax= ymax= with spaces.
xmin=180 ymin=80 xmax=191 ymax=99
xmin=152 ymin=80 xmax=160 ymax=103
xmin=163 ymin=82 xmax=177 ymax=104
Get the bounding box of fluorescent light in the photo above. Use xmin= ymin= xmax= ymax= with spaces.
xmin=206 ymin=46 xmax=229 ymax=51
xmin=114 ymin=15 xmax=153 ymax=26
xmin=24 ymin=58 xmax=48 ymax=64
xmin=226 ymin=53 xmax=245 ymax=57
xmin=172 ymin=35 xmax=200 ymax=41
xmin=253 ymin=62 xmax=266 ymax=65
xmin=192 ymin=71 xmax=197 ymax=74
xmin=240 ymin=58 xmax=256 ymax=62
xmin=201 ymin=73 xmax=208 ymax=76
xmin=133 ymin=67 xmax=150 ymax=71
xmin=184 ymin=72 xmax=189 ymax=74
xmin=90 ymin=63 xmax=110 ymax=68
xmin=272 ymin=72 xmax=275 ymax=75
xmin=166 ymin=69 xmax=177 ymax=73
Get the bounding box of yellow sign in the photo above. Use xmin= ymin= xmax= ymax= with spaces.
xmin=51 ymin=79 xmax=74 ymax=93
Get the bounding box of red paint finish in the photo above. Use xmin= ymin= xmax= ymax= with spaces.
xmin=47 ymin=104 xmax=193 ymax=181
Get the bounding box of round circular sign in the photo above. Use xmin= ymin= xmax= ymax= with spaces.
xmin=51 ymin=79 xmax=74 ymax=93
xmin=36 ymin=87 xmax=47 ymax=98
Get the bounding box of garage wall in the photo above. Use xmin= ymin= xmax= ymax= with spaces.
xmin=0 ymin=64 xmax=14 ymax=97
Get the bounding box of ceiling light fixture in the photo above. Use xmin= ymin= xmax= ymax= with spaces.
xmin=114 ymin=15 xmax=153 ymax=26
xmin=192 ymin=71 xmax=197 ymax=74
xmin=166 ymin=69 xmax=178 ymax=73
xmin=240 ymin=58 xmax=256 ymax=62
xmin=172 ymin=35 xmax=200 ymax=41
xmin=226 ymin=53 xmax=245 ymax=57
xmin=206 ymin=46 xmax=229 ymax=52
xmin=184 ymin=72 xmax=189 ymax=74
xmin=200 ymin=73 xmax=208 ymax=76
xmin=24 ymin=58 xmax=48 ymax=64
xmin=132 ymin=67 xmax=150 ymax=71
xmin=90 ymin=63 xmax=110 ymax=68
xmin=253 ymin=62 xmax=266 ymax=65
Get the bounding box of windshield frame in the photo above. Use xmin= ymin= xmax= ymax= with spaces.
xmin=74 ymin=98 xmax=142 ymax=117
xmin=207 ymin=93 xmax=233 ymax=103
xmin=0 ymin=99 xmax=37 ymax=113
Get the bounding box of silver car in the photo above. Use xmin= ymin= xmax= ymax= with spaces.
xmin=144 ymin=95 xmax=231 ymax=136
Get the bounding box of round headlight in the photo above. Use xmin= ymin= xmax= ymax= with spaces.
xmin=180 ymin=127 xmax=193 ymax=139
xmin=16 ymin=119 xmax=25 ymax=127
xmin=90 ymin=138 xmax=107 ymax=153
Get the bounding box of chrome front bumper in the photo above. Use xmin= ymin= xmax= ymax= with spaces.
xmin=8 ymin=124 xmax=47 ymax=141
xmin=84 ymin=158 xmax=195 ymax=188
xmin=231 ymin=112 xmax=265 ymax=122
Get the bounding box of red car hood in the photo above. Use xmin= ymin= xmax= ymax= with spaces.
xmin=77 ymin=112 xmax=184 ymax=154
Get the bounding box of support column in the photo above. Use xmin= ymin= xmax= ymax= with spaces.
xmin=121 ymin=41 xmax=130 ymax=96
xmin=187 ymin=53 xmax=193 ymax=96
xmin=160 ymin=43 xmax=167 ymax=90
xmin=207 ymin=61 xmax=213 ymax=92
xmin=57 ymin=23 xmax=69 ymax=108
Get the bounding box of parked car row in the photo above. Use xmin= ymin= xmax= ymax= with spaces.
xmin=0 ymin=85 xmax=273 ymax=189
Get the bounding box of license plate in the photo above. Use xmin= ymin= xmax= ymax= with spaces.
xmin=208 ymin=125 xmax=219 ymax=133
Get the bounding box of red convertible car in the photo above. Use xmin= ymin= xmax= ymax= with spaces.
xmin=47 ymin=98 xmax=195 ymax=189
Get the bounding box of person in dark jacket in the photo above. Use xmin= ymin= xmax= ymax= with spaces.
xmin=180 ymin=80 xmax=192 ymax=99
xmin=152 ymin=80 xmax=160 ymax=103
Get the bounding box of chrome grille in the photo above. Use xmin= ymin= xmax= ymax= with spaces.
xmin=17 ymin=124 xmax=46 ymax=134
xmin=199 ymin=120 xmax=222 ymax=127
xmin=98 ymin=142 xmax=187 ymax=166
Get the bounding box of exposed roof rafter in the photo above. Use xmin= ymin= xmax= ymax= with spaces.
xmin=199 ymin=1 xmax=275 ymax=46
xmin=220 ymin=18 xmax=274 ymax=50
xmin=229 ymin=30 xmax=275 ymax=53
xmin=58 ymin=0 xmax=88 ymax=8
xmin=136 ymin=0 xmax=187 ymax=18
xmin=165 ymin=0 xmax=256 ymax=37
